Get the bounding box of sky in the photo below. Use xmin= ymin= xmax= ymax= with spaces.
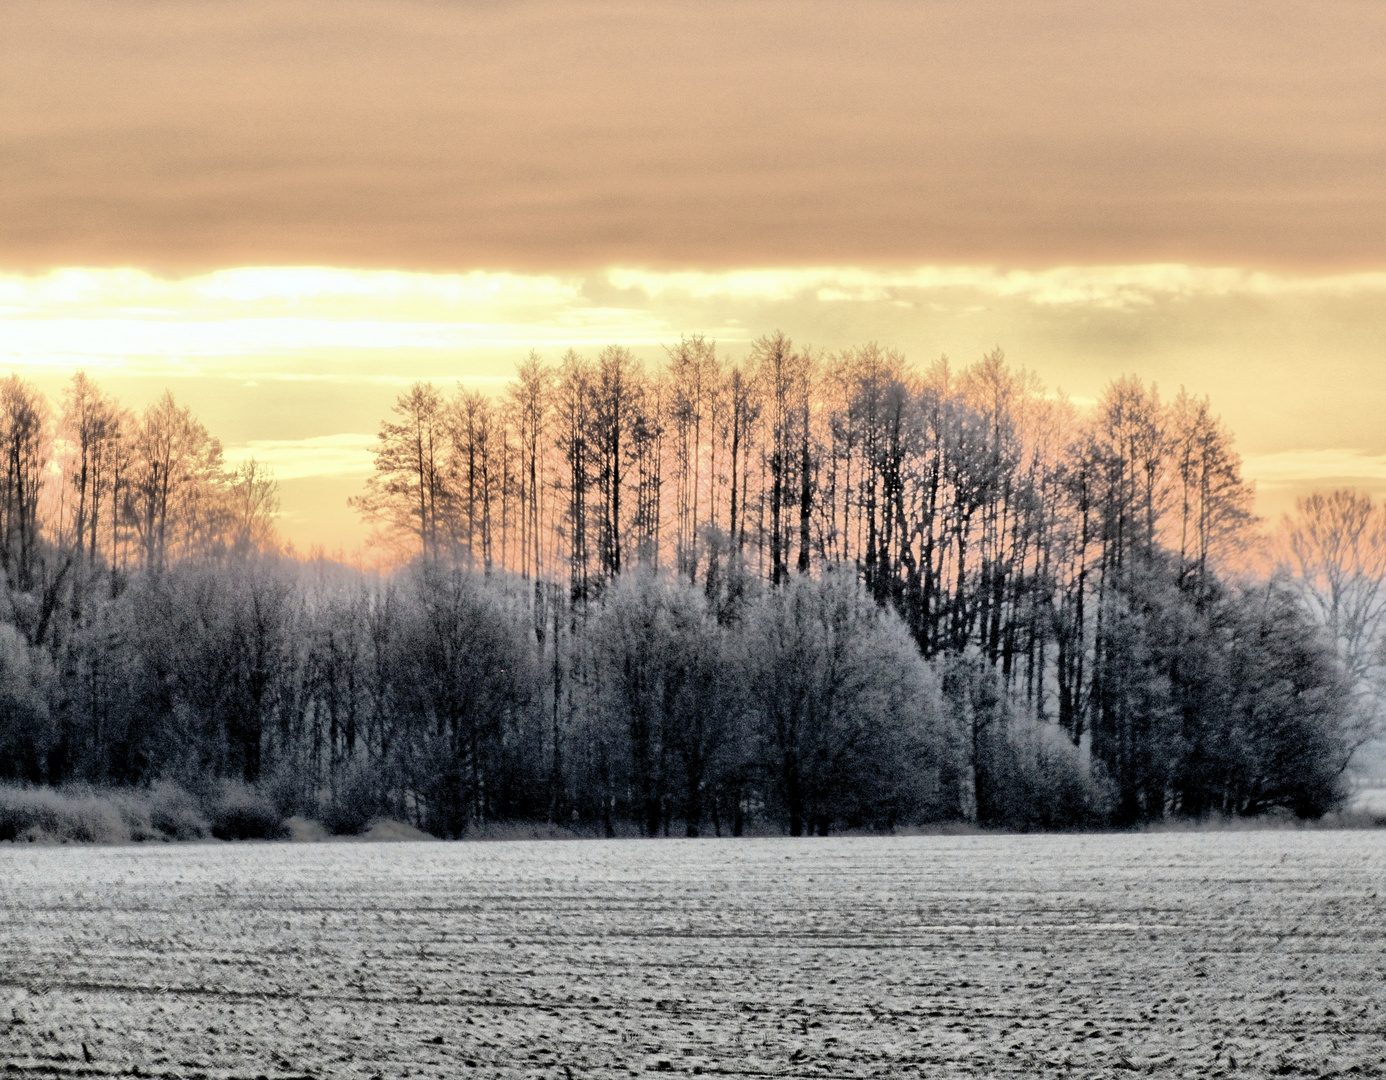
xmin=3 ymin=1 xmax=1386 ymax=554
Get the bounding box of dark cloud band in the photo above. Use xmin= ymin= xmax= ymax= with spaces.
xmin=3 ymin=0 xmax=1385 ymax=271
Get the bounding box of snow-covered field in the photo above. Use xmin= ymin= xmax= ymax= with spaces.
xmin=3 ymin=832 xmax=1385 ymax=1078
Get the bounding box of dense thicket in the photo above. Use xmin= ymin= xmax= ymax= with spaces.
xmin=0 ymin=348 xmax=1366 ymax=836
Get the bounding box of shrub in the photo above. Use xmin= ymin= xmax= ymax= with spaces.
xmin=261 ymin=759 xmax=315 ymax=821
xmin=205 ymin=781 xmax=289 ymax=840
xmin=0 ymin=785 xmax=129 ymax=843
xmin=997 ymin=719 xmax=1114 ymax=830
xmin=147 ymin=781 xmax=210 ymax=840
xmin=321 ymin=760 xmax=381 ymax=836
xmin=109 ymin=788 xmax=158 ymax=841
xmin=741 ymin=572 xmax=960 ymax=835
xmin=940 ymin=653 xmax=1113 ymax=831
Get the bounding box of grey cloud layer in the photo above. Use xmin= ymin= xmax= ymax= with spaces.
xmin=4 ymin=0 xmax=1385 ymax=271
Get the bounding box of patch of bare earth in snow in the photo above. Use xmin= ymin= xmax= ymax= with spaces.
xmin=2 ymin=832 xmax=1384 ymax=1078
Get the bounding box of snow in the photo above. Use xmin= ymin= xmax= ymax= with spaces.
xmin=2 ymin=832 xmax=1385 ymax=1077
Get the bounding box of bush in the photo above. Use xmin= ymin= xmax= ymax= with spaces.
xmin=997 ymin=719 xmax=1114 ymax=830
xmin=0 ymin=785 xmax=128 ymax=843
xmin=320 ymin=760 xmax=381 ymax=836
xmin=205 ymin=781 xmax=289 ymax=840
xmin=261 ymin=759 xmax=315 ymax=821
xmin=147 ymin=781 xmax=210 ymax=840
xmin=108 ymin=788 xmax=158 ymax=841
xmin=940 ymin=653 xmax=1112 ymax=831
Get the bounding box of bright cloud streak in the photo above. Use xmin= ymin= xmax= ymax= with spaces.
xmin=0 ymin=267 xmax=582 ymax=312
xmin=0 ymin=316 xmax=688 ymax=362
xmin=9 ymin=264 xmax=1386 ymax=377
xmin=0 ymin=268 xmax=730 ymax=372
xmin=1241 ymin=450 xmax=1386 ymax=487
xmin=8 ymin=262 xmax=1386 ymax=553
xmin=191 ymin=268 xmax=581 ymax=307
xmin=9 ymin=263 xmax=1386 ymax=320
xmin=607 ymin=265 xmax=1386 ymax=308
xmin=224 ymin=434 xmax=378 ymax=481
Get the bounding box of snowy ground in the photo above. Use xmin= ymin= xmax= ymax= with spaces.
xmin=3 ymin=832 xmax=1385 ymax=1078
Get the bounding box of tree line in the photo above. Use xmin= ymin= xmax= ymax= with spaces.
xmin=350 ymin=336 xmax=1354 ymax=827
xmin=0 ymin=347 xmax=1371 ymax=836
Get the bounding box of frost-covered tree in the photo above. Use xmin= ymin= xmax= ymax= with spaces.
xmin=741 ymin=570 xmax=956 ymax=834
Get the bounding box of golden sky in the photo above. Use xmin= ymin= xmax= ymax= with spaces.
xmin=3 ymin=2 xmax=1386 ymax=553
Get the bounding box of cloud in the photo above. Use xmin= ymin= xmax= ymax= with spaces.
xmin=6 ymin=1 xmax=1386 ymax=271
xmin=9 ymin=264 xmax=1386 ymax=383
xmin=0 ymin=267 xmax=581 ymax=316
xmin=224 ymin=434 xmax=378 ymax=480
xmin=191 ymin=268 xmax=582 ymax=309
xmin=0 ymin=267 xmax=737 ymax=374
xmin=1241 ymin=450 xmax=1386 ymax=488
xmin=609 ymin=265 xmax=1386 ymax=310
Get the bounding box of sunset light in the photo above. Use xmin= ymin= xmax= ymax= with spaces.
xmin=8 ymin=3 xmax=1386 ymax=1072
xmin=5 ymin=262 xmax=1386 ymax=550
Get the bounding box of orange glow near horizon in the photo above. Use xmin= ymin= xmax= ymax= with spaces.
xmin=5 ymin=263 xmax=1386 ymax=555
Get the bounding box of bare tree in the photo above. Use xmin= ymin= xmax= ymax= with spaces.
xmin=122 ymin=392 xmax=227 ymax=572
xmin=350 ymin=382 xmax=450 ymax=559
xmin=1166 ymin=389 xmax=1254 ymax=587
xmin=667 ymin=336 xmax=716 ymax=581
xmin=226 ymin=458 xmax=280 ymax=553
xmin=450 ymin=387 xmax=499 ymax=570
xmin=555 ymin=350 xmax=595 ymax=605
xmin=591 ymin=345 xmax=643 ymax=585
xmin=1280 ymin=489 xmax=1386 ymax=750
xmin=507 ymin=351 xmax=552 ymax=582
xmin=752 ymin=332 xmax=810 ymax=585
xmin=0 ymin=375 xmax=51 ymax=590
xmin=60 ymin=372 xmax=120 ymax=561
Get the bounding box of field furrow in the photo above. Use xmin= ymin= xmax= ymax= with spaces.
xmin=3 ymin=832 xmax=1384 ymax=1079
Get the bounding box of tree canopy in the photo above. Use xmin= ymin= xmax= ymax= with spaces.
xmin=0 ymin=353 xmax=1366 ymax=835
